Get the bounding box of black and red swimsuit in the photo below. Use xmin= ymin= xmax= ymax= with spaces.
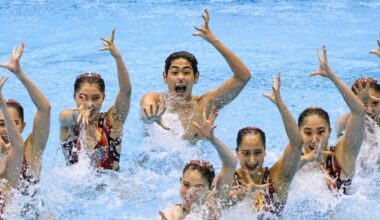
xmin=61 ymin=112 xmax=121 ymax=171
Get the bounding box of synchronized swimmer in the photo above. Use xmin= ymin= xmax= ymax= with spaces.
xmin=0 ymin=8 xmax=379 ymax=220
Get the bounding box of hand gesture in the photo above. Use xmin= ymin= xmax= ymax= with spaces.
xmin=74 ymin=101 xmax=91 ymax=125
xmin=263 ymin=72 xmax=282 ymax=105
xmin=352 ymin=80 xmax=372 ymax=102
xmin=0 ymin=43 xmax=24 ymax=74
xmin=159 ymin=210 xmax=176 ymax=220
xmin=193 ymin=107 xmax=218 ymax=140
xmin=301 ymin=144 xmax=332 ymax=164
xmin=310 ymin=45 xmax=333 ymax=78
xmin=99 ymin=28 xmax=121 ymax=58
xmin=240 ymin=169 xmax=269 ymax=195
xmin=193 ymin=9 xmax=215 ymax=43
xmin=142 ymin=104 xmax=170 ymax=130
xmin=369 ymin=32 xmax=380 ymax=58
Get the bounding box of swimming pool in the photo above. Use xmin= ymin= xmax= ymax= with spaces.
xmin=0 ymin=0 xmax=379 ymax=219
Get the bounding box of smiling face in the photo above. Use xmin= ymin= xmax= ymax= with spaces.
xmin=236 ymin=134 xmax=266 ymax=177
xmin=163 ymin=58 xmax=199 ymax=101
xmin=179 ymin=168 xmax=209 ymax=211
xmin=300 ymin=114 xmax=331 ymax=153
xmin=74 ymin=83 xmax=105 ymax=121
xmin=0 ymin=106 xmax=25 ymax=144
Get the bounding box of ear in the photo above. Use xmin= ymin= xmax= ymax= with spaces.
xmin=163 ymin=71 xmax=168 ymax=84
xmin=179 ymin=177 xmax=182 ymax=183
xmin=194 ymin=72 xmax=199 ymax=84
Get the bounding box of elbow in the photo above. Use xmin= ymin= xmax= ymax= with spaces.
xmin=240 ymin=70 xmax=251 ymax=82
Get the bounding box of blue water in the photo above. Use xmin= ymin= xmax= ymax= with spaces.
xmin=0 ymin=0 xmax=380 ymax=219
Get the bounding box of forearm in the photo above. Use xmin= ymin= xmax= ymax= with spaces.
xmin=276 ymin=98 xmax=303 ymax=148
xmin=115 ymin=56 xmax=132 ymax=95
xmin=329 ymin=73 xmax=366 ymax=115
xmin=208 ymin=36 xmax=251 ymax=82
xmin=15 ymin=69 xmax=51 ymax=112
xmin=209 ymin=136 xmax=237 ymax=169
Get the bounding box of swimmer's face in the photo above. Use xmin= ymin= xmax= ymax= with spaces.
xmin=364 ymin=88 xmax=380 ymax=120
xmin=0 ymin=107 xmax=25 ymax=144
xmin=74 ymin=83 xmax=105 ymax=121
xmin=180 ymin=169 xmax=209 ymax=210
xmin=163 ymin=58 xmax=199 ymax=101
xmin=237 ymin=134 xmax=266 ymax=177
xmin=300 ymin=114 xmax=331 ymax=153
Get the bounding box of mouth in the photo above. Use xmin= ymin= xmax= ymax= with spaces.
xmin=246 ymin=163 xmax=259 ymax=171
xmin=175 ymin=85 xmax=187 ymax=95
xmin=309 ymin=145 xmax=316 ymax=151
xmin=1 ymin=133 xmax=9 ymax=144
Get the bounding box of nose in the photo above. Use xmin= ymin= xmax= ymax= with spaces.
xmin=177 ymin=72 xmax=185 ymax=80
xmin=249 ymin=155 xmax=256 ymax=163
xmin=311 ymin=135 xmax=320 ymax=144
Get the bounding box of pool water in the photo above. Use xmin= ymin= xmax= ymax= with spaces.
xmin=0 ymin=0 xmax=379 ymax=219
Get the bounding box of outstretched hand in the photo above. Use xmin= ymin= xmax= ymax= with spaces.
xmin=301 ymin=144 xmax=332 ymax=164
xmin=193 ymin=9 xmax=215 ymax=43
xmin=143 ymin=104 xmax=170 ymax=130
xmin=74 ymin=100 xmax=92 ymax=125
xmin=159 ymin=210 xmax=175 ymax=220
xmin=310 ymin=45 xmax=333 ymax=78
xmin=193 ymin=107 xmax=218 ymax=140
xmin=0 ymin=43 xmax=24 ymax=74
xmin=99 ymin=28 xmax=121 ymax=58
xmin=369 ymin=32 xmax=380 ymax=58
xmin=263 ymin=72 xmax=282 ymax=105
xmin=241 ymin=169 xmax=269 ymax=195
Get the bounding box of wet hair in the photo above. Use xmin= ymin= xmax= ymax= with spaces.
xmin=183 ymin=160 xmax=215 ymax=188
xmin=164 ymin=51 xmax=199 ymax=75
xmin=236 ymin=127 xmax=266 ymax=151
xmin=5 ymin=99 xmax=24 ymax=123
xmin=74 ymin=72 xmax=105 ymax=95
xmin=351 ymin=77 xmax=378 ymax=95
xmin=298 ymin=107 xmax=330 ymax=128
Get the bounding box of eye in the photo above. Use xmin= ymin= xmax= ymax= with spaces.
xmin=183 ymin=182 xmax=190 ymax=188
xmin=318 ymin=131 xmax=325 ymax=135
xmin=254 ymin=151 xmax=262 ymax=156
xmin=242 ymin=151 xmax=250 ymax=156
xmin=14 ymin=121 xmax=19 ymax=125
xmin=92 ymin=96 xmax=100 ymax=101
xmin=184 ymin=71 xmax=191 ymax=75
xmin=303 ymin=131 xmax=312 ymax=136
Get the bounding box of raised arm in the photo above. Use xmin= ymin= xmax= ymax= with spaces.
xmin=310 ymin=46 xmax=366 ymax=177
xmin=100 ymin=28 xmax=131 ymax=125
xmin=0 ymin=76 xmax=25 ymax=189
xmin=369 ymin=32 xmax=380 ymax=58
xmin=193 ymin=9 xmax=251 ymax=110
xmin=263 ymin=73 xmax=303 ymax=182
xmin=0 ymin=43 xmax=50 ymax=158
xmin=193 ymin=107 xmax=237 ymax=199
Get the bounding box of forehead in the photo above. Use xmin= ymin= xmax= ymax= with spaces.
xmin=0 ymin=107 xmax=22 ymax=121
xmin=169 ymin=58 xmax=193 ymax=69
xmin=76 ymin=83 xmax=103 ymax=95
xmin=301 ymin=114 xmax=329 ymax=129
xmin=239 ymin=134 xmax=264 ymax=150
xmin=182 ymin=169 xmax=208 ymax=185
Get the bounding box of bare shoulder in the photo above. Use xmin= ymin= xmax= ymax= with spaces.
xmin=141 ymin=92 xmax=161 ymax=102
